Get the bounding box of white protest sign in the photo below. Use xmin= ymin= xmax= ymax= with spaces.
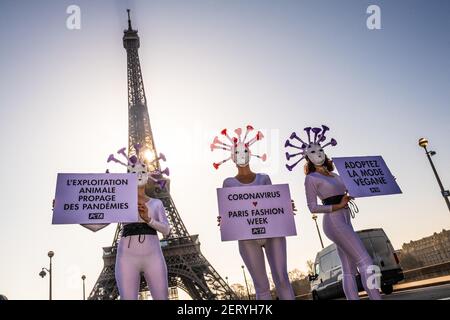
xmin=217 ymin=184 xmax=297 ymax=241
xmin=52 ymin=173 xmax=139 ymax=224
xmin=332 ymin=156 xmax=402 ymax=198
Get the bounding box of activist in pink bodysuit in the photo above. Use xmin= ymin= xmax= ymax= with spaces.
xmin=83 ymin=197 xmax=170 ymax=300
xmin=305 ymin=171 xmax=382 ymax=300
xmin=223 ymin=173 xmax=295 ymax=300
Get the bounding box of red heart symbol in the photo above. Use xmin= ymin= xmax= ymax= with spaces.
xmin=252 ymin=201 xmax=258 ymax=207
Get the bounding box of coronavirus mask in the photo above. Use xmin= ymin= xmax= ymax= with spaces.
xmin=210 ymin=125 xmax=267 ymax=170
xmin=107 ymin=144 xmax=170 ymax=189
xmin=127 ymin=162 xmax=149 ymax=187
xmin=284 ymin=125 xmax=337 ymax=171
xmin=233 ymin=142 xmax=250 ymax=167
xmin=305 ymin=143 xmax=326 ymax=166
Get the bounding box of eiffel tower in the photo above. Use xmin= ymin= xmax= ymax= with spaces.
xmin=88 ymin=10 xmax=236 ymax=300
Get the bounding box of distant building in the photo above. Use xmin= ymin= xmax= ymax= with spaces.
xmin=401 ymin=229 xmax=450 ymax=266
xmin=394 ymin=249 xmax=403 ymax=261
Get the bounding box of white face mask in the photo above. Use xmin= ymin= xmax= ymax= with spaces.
xmin=306 ymin=143 xmax=326 ymax=166
xmin=232 ymin=143 xmax=250 ymax=167
xmin=128 ymin=163 xmax=149 ymax=187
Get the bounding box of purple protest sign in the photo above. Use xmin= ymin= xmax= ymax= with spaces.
xmin=217 ymin=184 xmax=297 ymax=241
xmin=332 ymin=156 xmax=402 ymax=198
xmin=52 ymin=173 xmax=139 ymax=224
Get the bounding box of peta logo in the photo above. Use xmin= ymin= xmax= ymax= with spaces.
xmin=88 ymin=213 xmax=104 ymax=220
xmin=252 ymin=227 xmax=266 ymax=235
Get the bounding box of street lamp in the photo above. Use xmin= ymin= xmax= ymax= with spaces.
xmin=39 ymin=251 xmax=54 ymax=300
xmin=312 ymin=214 xmax=324 ymax=249
xmin=418 ymin=138 xmax=450 ymax=212
xmin=241 ymin=265 xmax=251 ymax=300
xmin=81 ymin=275 xmax=86 ymax=300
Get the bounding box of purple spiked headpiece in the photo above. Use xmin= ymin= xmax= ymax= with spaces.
xmin=106 ymin=144 xmax=170 ymax=189
xmin=285 ymin=125 xmax=337 ymax=171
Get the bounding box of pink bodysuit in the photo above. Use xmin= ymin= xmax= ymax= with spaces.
xmin=83 ymin=197 xmax=170 ymax=300
xmin=305 ymin=171 xmax=381 ymax=300
xmin=223 ymin=173 xmax=295 ymax=300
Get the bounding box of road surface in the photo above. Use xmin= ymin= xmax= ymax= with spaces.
xmin=361 ymin=283 xmax=450 ymax=300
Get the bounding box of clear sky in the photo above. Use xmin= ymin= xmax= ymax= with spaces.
xmin=0 ymin=0 xmax=449 ymax=300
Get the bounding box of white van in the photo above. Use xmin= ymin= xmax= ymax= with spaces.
xmin=309 ymin=228 xmax=403 ymax=300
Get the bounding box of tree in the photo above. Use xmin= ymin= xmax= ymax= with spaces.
xmin=288 ymin=268 xmax=305 ymax=282
xmin=286 ymin=268 xmax=310 ymax=297
xmin=306 ymin=260 xmax=315 ymax=275
xmin=292 ymin=278 xmax=311 ymax=296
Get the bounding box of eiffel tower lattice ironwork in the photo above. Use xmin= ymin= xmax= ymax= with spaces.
xmin=88 ymin=10 xmax=236 ymax=300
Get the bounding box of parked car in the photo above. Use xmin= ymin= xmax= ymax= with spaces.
xmin=309 ymin=228 xmax=404 ymax=300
